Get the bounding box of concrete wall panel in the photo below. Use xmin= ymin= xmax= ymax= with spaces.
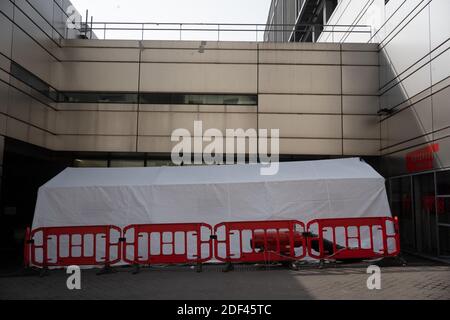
xmin=259 ymin=65 xmax=341 ymax=94
xmin=140 ymin=63 xmax=257 ymax=93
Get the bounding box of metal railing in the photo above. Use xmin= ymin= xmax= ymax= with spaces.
xmin=77 ymin=22 xmax=373 ymax=43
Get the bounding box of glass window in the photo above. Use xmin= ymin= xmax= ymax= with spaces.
xmin=146 ymin=160 xmax=175 ymax=167
xmin=73 ymin=159 xmax=108 ymax=167
xmin=390 ymin=177 xmax=415 ymax=250
xmin=57 ymin=92 xmax=257 ymax=105
xmin=139 ymin=93 xmax=174 ymax=104
xmin=139 ymin=93 xmax=257 ymax=106
xmin=413 ymin=173 xmax=438 ymax=255
xmin=10 ymin=62 xmax=58 ymax=101
xmin=437 ymin=170 xmax=450 ymax=195
xmin=437 ymin=198 xmax=450 ymax=224
xmin=438 ymin=226 xmax=450 ymax=257
xmin=110 ymin=160 xmax=145 ymax=168
xmin=59 ymin=92 xmax=138 ymax=104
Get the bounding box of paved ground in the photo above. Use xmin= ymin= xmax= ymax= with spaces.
xmin=1 ymin=257 xmax=449 ymax=300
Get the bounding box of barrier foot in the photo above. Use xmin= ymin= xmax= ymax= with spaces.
xmin=97 ymin=265 xmax=116 ymax=276
xmin=395 ymin=254 xmax=408 ymax=267
xmin=39 ymin=267 xmax=49 ymax=277
xmin=20 ymin=266 xmax=41 ymax=277
xmin=281 ymin=261 xmax=298 ymax=270
xmin=288 ymin=262 xmax=300 ymax=271
xmin=223 ymin=262 xmax=234 ymax=273
xmin=132 ymin=264 xmax=141 ymax=275
xmin=319 ymin=259 xmax=326 ymax=269
xmin=196 ymin=263 xmax=203 ymax=273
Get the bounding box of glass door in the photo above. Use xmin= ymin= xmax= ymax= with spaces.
xmin=413 ymin=173 xmax=438 ymax=255
xmin=390 ymin=177 xmax=415 ymax=250
xmin=436 ymin=171 xmax=450 ymax=257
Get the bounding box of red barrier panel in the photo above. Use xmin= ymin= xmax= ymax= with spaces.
xmin=28 ymin=225 xmax=122 ymax=267
xmin=122 ymin=223 xmax=213 ymax=265
xmin=24 ymin=217 xmax=401 ymax=268
xmin=214 ymin=220 xmax=307 ymax=263
xmin=306 ymin=217 xmax=400 ymax=261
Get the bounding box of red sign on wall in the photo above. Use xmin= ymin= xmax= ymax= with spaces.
xmin=406 ymin=143 xmax=439 ymax=173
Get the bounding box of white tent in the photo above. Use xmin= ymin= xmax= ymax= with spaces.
xmin=33 ymin=158 xmax=391 ymax=229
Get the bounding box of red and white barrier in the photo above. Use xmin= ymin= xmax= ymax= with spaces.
xmin=25 ymin=225 xmax=122 ymax=268
xmin=306 ymin=217 xmax=401 ymax=261
xmin=122 ymin=223 xmax=213 ymax=265
xmin=24 ymin=217 xmax=401 ymax=268
xmin=214 ymin=220 xmax=307 ymax=263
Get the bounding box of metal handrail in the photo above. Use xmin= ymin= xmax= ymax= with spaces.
xmin=77 ymin=21 xmax=373 ymax=43
xmin=88 ymin=22 xmax=370 ymax=27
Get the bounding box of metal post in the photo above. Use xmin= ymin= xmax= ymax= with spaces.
xmin=141 ymin=23 xmax=144 ymax=41
xmin=90 ymin=16 xmax=93 ymax=39
xmin=85 ymin=10 xmax=88 ymax=38
xmin=217 ymin=24 xmax=220 ymax=41
xmin=104 ymin=23 xmax=106 ymax=40
xmin=180 ymin=23 xmax=182 ymax=41
xmin=434 ymin=172 xmax=440 ymax=256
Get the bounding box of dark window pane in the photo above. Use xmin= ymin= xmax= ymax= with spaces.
xmin=439 ymin=226 xmax=450 ymax=256
xmin=146 ymin=160 xmax=175 ymax=167
xmin=139 ymin=93 xmax=257 ymax=106
xmin=59 ymin=92 xmax=138 ymax=104
xmin=73 ymin=159 xmax=108 ymax=167
xmin=437 ymin=198 xmax=450 ymax=224
xmin=139 ymin=93 xmax=173 ymax=104
xmin=110 ymin=160 xmax=145 ymax=167
xmin=437 ymin=170 xmax=450 ymax=195
xmin=390 ymin=177 xmax=415 ymax=250
xmin=10 ymin=62 xmax=57 ymax=101
xmin=413 ymin=173 xmax=438 ymax=255
xmin=58 ymin=92 xmax=257 ymax=105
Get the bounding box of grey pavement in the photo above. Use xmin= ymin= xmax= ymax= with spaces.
xmin=1 ymin=258 xmax=449 ymax=300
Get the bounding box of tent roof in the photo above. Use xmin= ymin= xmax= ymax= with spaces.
xmin=42 ymin=158 xmax=383 ymax=189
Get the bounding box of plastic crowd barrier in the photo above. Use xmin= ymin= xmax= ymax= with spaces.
xmin=214 ymin=220 xmax=307 ymax=263
xmin=306 ymin=217 xmax=401 ymax=261
xmin=25 ymin=225 xmax=122 ymax=268
xmin=24 ymin=217 xmax=401 ymax=268
xmin=122 ymin=223 xmax=213 ymax=266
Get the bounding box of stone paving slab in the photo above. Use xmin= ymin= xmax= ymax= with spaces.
xmin=1 ymin=261 xmax=449 ymax=300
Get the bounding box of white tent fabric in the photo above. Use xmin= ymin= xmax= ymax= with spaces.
xmin=33 ymin=158 xmax=391 ymax=229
